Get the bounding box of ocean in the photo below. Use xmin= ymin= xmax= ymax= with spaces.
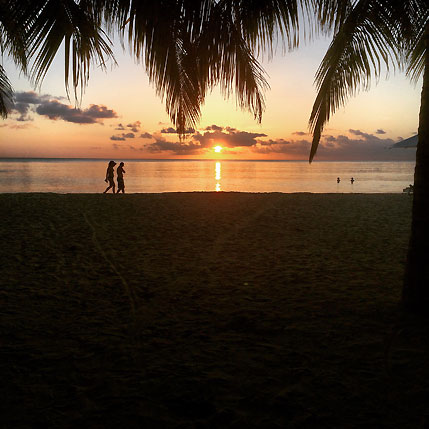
xmin=0 ymin=158 xmax=415 ymax=193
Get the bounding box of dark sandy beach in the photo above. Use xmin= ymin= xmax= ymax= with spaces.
xmin=1 ymin=193 xmax=428 ymax=428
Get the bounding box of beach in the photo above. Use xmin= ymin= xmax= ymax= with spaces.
xmin=1 ymin=192 xmax=428 ymax=427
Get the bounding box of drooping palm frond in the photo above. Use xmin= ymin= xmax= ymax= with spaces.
xmin=14 ymin=0 xmax=115 ymax=100
xmin=224 ymin=0 xmax=303 ymax=55
xmin=308 ymin=0 xmax=428 ymax=162
xmin=1 ymin=0 xmax=306 ymax=135
xmin=0 ymin=64 xmax=13 ymax=118
xmin=195 ymin=3 xmax=268 ymax=121
xmin=405 ymin=3 xmax=429 ymax=84
xmin=308 ymin=0 xmax=405 ymax=162
xmin=313 ymin=0 xmax=355 ymax=35
xmin=0 ymin=0 xmax=30 ymax=116
xmin=0 ymin=1 xmax=28 ymax=71
xmin=106 ymin=0 xmax=207 ymax=135
xmin=95 ymin=0 xmax=272 ymax=136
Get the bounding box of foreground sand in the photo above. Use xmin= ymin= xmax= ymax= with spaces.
xmin=1 ymin=193 xmax=428 ymax=428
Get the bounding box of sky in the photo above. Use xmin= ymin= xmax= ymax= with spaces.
xmin=0 ymin=33 xmax=421 ymax=161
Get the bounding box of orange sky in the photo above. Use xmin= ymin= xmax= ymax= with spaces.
xmin=0 ymin=37 xmax=420 ymax=161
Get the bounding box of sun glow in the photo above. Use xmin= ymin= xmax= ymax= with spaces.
xmin=215 ymin=162 xmax=221 ymax=191
xmin=214 ymin=145 xmax=223 ymax=153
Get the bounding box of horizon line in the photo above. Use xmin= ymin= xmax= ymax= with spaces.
xmin=0 ymin=157 xmax=415 ymax=163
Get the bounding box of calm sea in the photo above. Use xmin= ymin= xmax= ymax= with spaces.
xmin=0 ymin=159 xmax=415 ymax=193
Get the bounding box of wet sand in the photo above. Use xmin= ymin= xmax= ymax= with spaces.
xmin=1 ymin=192 xmax=428 ymax=428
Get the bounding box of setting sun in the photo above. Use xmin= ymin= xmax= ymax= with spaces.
xmin=214 ymin=146 xmax=223 ymax=153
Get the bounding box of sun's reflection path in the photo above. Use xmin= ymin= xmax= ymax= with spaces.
xmin=215 ymin=162 xmax=221 ymax=191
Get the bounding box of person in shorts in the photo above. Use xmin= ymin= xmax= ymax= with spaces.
xmin=116 ymin=162 xmax=126 ymax=193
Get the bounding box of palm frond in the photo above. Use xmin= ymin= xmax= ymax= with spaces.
xmin=19 ymin=0 xmax=115 ymax=100
xmin=196 ymin=4 xmax=268 ymax=121
xmin=313 ymin=0 xmax=354 ymax=35
xmin=0 ymin=64 xmax=14 ymax=118
xmin=405 ymin=4 xmax=429 ymax=84
xmin=0 ymin=0 xmax=29 ymax=69
xmin=116 ymin=1 xmax=203 ymax=134
xmin=101 ymin=0 xmax=269 ymax=136
xmin=308 ymin=0 xmax=400 ymax=162
xmin=406 ymin=26 xmax=427 ymax=84
xmin=222 ymin=0 xmax=303 ymax=55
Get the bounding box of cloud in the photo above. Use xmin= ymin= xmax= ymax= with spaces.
xmin=348 ymin=128 xmax=385 ymax=141
xmin=205 ymin=124 xmax=223 ymax=131
xmin=110 ymin=132 xmax=138 ymax=141
xmin=14 ymin=91 xmax=60 ymax=104
xmin=145 ymin=139 xmax=202 ymax=155
xmin=192 ymin=128 xmax=267 ymax=148
xmin=376 ymin=129 xmax=386 ymax=134
xmin=8 ymin=91 xmax=117 ymax=124
xmin=252 ymin=139 xmax=311 ymax=155
xmin=112 ymin=143 xmax=142 ymax=151
xmin=316 ymin=132 xmax=402 ymax=160
xmin=36 ymin=101 xmax=117 ymax=123
xmin=250 ymin=129 xmax=414 ymax=161
xmin=292 ymin=131 xmax=308 ymax=136
xmin=119 ymin=144 xmax=138 ymax=151
xmin=110 ymin=132 xmax=134 ymax=140
xmin=160 ymin=126 xmax=195 ymax=134
xmin=9 ymin=91 xmax=66 ymax=121
xmin=0 ymin=123 xmax=36 ymax=130
xmin=140 ymin=132 xmax=152 ymax=139
xmin=84 ymin=104 xmax=117 ymax=120
xmin=142 ymin=125 xmax=269 ymax=155
xmin=160 ymin=127 xmax=178 ymax=134
xmin=127 ymin=121 xmax=141 ymax=132
xmin=258 ymin=138 xmax=290 ymax=146
xmin=113 ymin=121 xmax=146 ymax=137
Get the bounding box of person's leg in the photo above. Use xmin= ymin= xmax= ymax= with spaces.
xmin=104 ymin=178 xmax=115 ymax=193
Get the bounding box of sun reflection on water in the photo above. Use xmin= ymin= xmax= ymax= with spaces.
xmin=215 ymin=162 xmax=221 ymax=191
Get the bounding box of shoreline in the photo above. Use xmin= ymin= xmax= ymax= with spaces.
xmin=0 ymin=190 xmax=412 ymax=195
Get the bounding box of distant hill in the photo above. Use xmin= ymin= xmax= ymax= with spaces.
xmin=391 ymin=135 xmax=418 ymax=148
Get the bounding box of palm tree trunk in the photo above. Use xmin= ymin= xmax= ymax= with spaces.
xmin=402 ymin=24 xmax=429 ymax=311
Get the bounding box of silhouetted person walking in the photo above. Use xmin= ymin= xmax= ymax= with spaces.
xmin=337 ymin=177 xmax=340 ymax=183
xmin=103 ymin=160 xmax=116 ymax=193
xmin=117 ymin=162 xmax=126 ymax=193
xmin=350 ymin=177 xmax=355 ymax=184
